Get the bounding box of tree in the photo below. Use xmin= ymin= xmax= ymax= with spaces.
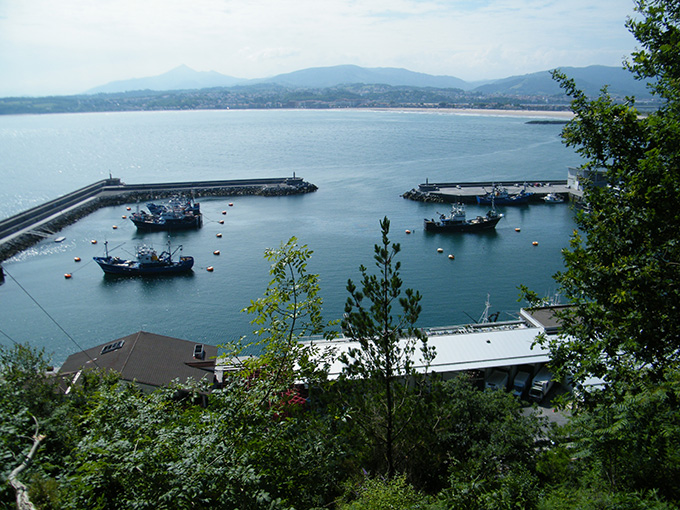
xmin=0 ymin=343 xmax=66 ymax=508
xmin=434 ymin=375 xmax=544 ymax=510
xmin=55 ymin=239 xmax=346 ymax=509
xmin=339 ymin=217 xmax=435 ymax=479
xmin=536 ymin=0 xmax=680 ymax=501
xmin=238 ymin=236 xmax=336 ymax=398
xmin=60 ymin=377 xmax=285 ymax=510
xmin=546 ymin=0 xmax=680 ymax=395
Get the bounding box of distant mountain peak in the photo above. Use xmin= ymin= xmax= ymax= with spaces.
xmin=85 ymin=66 xmax=245 ymax=94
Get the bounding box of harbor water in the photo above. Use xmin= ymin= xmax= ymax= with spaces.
xmin=0 ymin=109 xmax=582 ymax=364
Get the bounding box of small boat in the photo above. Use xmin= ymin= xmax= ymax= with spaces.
xmin=424 ymin=204 xmax=503 ymax=233
xmin=55 ymin=236 xmax=66 ymax=243
xmin=543 ymin=193 xmax=564 ymax=203
xmin=476 ymin=184 xmax=533 ymax=205
xmin=93 ymin=240 xmax=194 ymax=276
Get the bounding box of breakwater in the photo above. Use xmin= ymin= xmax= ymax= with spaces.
xmin=402 ymin=179 xmax=579 ymax=204
xmin=0 ymin=176 xmax=317 ymax=262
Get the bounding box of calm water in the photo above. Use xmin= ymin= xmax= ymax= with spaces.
xmin=0 ymin=109 xmax=582 ymax=364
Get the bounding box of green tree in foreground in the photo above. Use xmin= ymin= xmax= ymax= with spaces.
xmin=239 ymin=236 xmax=336 ymax=396
xmin=58 ymin=239 xmax=344 ymax=509
xmin=548 ymin=0 xmax=680 ymax=396
xmin=339 ymin=217 xmax=435 ymax=480
xmin=0 ymin=343 xmax=68 ymax=509
xmin=538 ymin=0 xmax=680 ymax=502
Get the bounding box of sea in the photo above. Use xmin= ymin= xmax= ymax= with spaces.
xmin=0 ymin=109 xmax=582 ymax=365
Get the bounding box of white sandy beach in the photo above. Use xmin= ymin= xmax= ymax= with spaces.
xmin=368 ymin=107 xmax=574 ymax=119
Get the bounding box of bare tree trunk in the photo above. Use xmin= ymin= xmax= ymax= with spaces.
xmin=9 ymin=417 xmax=45 ymax=510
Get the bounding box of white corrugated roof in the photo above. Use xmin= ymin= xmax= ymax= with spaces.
xmin=306 ymin=325 xmax=550 ymax=378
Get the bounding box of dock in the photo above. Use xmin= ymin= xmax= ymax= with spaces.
xmin=402 ymin=179 xmax=583 ymax=204
xmin=0 ymin=176 xmax=317 ymax=262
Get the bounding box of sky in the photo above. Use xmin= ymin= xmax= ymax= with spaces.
xmin=0 ymin=0 xmax=640 ymax=97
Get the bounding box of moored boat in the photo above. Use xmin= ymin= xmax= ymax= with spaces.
xmin=130 ymin=209 xmax=202 ymax=231
xmin=476 ymin=184 xmax=533 ymax=205
xmin=424 ymin=204 xmax=503 ymax=233
xmin=542 ymin=193 xmax=565 ymax=203
xmin=93 ymin=241 xmax=194 ymax=275
xmin=146 ymin=195 xmax=201 ymax=216
xmin=132 ymin=195 xmax=202 ymax=231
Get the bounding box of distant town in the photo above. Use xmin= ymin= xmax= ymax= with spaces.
xmin=0 ymin=83 xmax=579 ymax=115
xmin=0 ymin=63 xmax=663 ymax=116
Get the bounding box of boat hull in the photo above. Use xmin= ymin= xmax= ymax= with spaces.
xmin=93 ymin=256 xmax=194 ymax=275
xmin=130 ymin=215 xmax=202 ymax=231
xmin=424 ymin=214 xmax=502 ymax=233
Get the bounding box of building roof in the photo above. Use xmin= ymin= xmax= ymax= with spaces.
xmin=58 ymin=331 xmax=218 ymax=388
xmin=520 ymin=305 xmax=572 ymax=335
xmin=307 ymin=321 xmax=550 ymax=379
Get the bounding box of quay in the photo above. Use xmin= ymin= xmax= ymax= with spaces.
xmin=402 ymin=179 xmax=584 ymax=204
xmin=0 ymin=175 xmax=317 ymax=262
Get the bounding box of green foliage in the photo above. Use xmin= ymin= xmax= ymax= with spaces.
xmin=0 ymin=343 xmax=67 ymax=507
xmin=58 ymin=376 xmax=284 ymax=509
xmin=562 ymin=369 xmax=680 ymax=500
xmin=528 ymin=1 xmax=680 ymax=505
xmin=216 ymin=238 xmax=345 ymax=507
xmin=339 ymin=217 xmax=435 ymax=479
xmin=442 ymin=464 xmax=539 ymax=510
xmin=434 ymin=375 xmax=544 ymax=509
xmin=546 ymin=0 xmax=680 ymax=392
xmin=239 ymin=237 xmax=336 ymax=392
xmin=338 ymin=474 xmax=428 ymax=510
xmin=538 ymin=486 xmax=675 ymax=510
xmin=27 ymin=474 xmax=60 ymax=510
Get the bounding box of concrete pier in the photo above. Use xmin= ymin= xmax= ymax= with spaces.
xmin=402 ymin=179 xmax=583 ymax=204
xmin=0 ymin=176 xmax=317 ymax=262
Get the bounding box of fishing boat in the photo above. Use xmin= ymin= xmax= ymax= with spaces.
xmin=476 ymin=184 xmax=533 ymax=205
xmin=130 ymin=209 xmax=202 ymax=231
xmin=93 ymin=241 xmax=194 ymax=275
xmin=146 ymin=195 xmax=201 ymax=216
xmin=131 ymin=195 xmax=202 ymax=231
xmin=424 ymin=203 xmax=503 ymax=233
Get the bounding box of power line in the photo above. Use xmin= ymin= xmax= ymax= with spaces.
xmin=2 ymin=267 xmax=100 ymax=368
xmin=0 ymin=327 xmax=20 ymax=346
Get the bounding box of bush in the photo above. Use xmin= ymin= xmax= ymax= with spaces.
xmin=339 ymin=474 xmax=428 ymax=510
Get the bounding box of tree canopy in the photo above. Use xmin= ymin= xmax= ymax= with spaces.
xmin=547 ymin=0 xmax=680 ymax=395
xmin=536 ymin=0 xmax=680 ymax=501
xmin=338 ymin=217 xmax=435 ymax=479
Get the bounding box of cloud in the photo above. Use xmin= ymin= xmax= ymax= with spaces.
xmin=0 ymin=0 xmax=638 ymax=96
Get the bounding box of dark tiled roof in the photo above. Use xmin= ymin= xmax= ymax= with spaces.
xmin=59 ymin=331 xmax=218 ymax=388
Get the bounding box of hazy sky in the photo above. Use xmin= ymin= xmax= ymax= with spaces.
xmin=0 ymin=0 xmax=639 ymax=97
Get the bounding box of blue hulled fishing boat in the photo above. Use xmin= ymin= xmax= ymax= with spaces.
xmin=93 ymin=241 xmax=194 ymax=275
xmin=424 ymin=203 xmax=503 ymax=233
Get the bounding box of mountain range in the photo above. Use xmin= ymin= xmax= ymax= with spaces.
xmin=86 ymin=64 xmax=652 ymax=99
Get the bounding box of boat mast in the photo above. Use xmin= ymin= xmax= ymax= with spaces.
xmin=479 ymin=294 xmax=492 ymax=323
